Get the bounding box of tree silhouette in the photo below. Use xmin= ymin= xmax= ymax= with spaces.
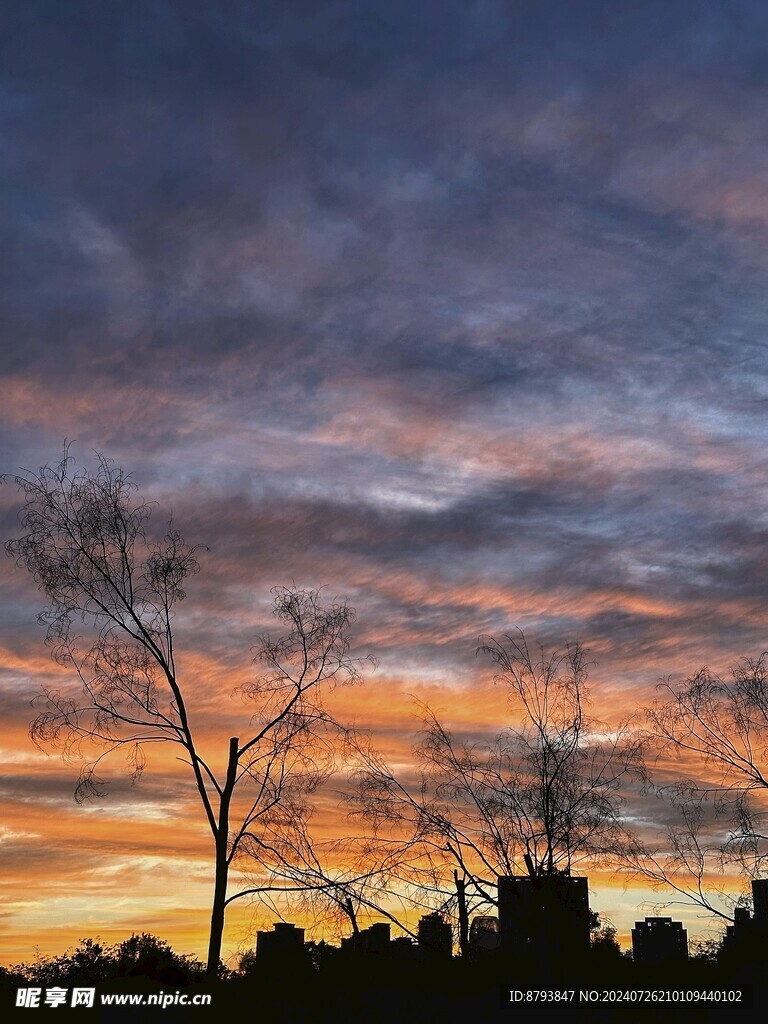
xmin=634 ymin=657 xmax=768 ymax=918
xmin=352 ymin=631 xmax=644 ymax=931
xmin=9 ymin=934 xmax=207 ymax=986
xmin=236 ymin=795 xmax=428 ymax=944
xmin=3 ymin=448 xmax=368 ymax=976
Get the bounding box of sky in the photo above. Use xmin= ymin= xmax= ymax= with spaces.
xmin=2 ymin=0 xmax=768 ymax=965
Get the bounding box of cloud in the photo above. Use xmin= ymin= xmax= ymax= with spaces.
xmin=4 ymin=0 xmax=768 ymax=959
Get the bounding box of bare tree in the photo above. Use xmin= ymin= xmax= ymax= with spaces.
xmin=351 ymin=631 xmax=644 ymax=935
xmin=3 ymin=449 xmax=368 ymax=976
xmin=624 ymin=783 xmax=742 ymax=922
xmin=636 ymin=657 xmax=768 ymax=916
xmin=235 ymin=796 xmax=428 ymax=944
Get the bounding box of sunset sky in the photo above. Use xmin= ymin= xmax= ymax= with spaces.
xmin=3 ymin=1 xmax=768 ymax=966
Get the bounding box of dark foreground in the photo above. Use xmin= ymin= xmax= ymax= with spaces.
xmin=3 ymin=952 xmax=767 ymax=1024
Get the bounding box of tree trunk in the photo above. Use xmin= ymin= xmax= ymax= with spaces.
xmin=454 ymin=871 xmax=469 ymax=958
xmin=344 ymin=898 xmax=362 ymax=950
xmin=206 ymin=737 xmax=239 ymax=978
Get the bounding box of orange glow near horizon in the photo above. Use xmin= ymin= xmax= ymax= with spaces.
xmin=0 ymin=641 xmax=758 ymax=967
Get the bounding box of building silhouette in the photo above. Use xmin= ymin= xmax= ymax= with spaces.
xmin=338 ymin=919 xmax=451 ymax=958
xmin=256 ymin=922 xmax=305 ymax=960
xmin=468 ymin=916 xmax=501 ymax=953
xmin=724 ymin=879 xmax=768 ymax=954
xmin=755 ymin=878 xmax=768 ymax=919
xmin=631 ymin=917 xmax=688 ymax=966
xmin=497 ymin=874 xmax=591 ymax=960
xmin=417 ymin=912 xmax=452 ymax=955
xmin=341 ymin=922 xmax=391 ymax=954
xmin=390 ymin=936 xmax=416 ymax=955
